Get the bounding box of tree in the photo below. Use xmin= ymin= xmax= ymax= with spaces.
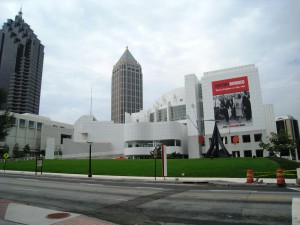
xmin=3 ymin=144 xmax=9 ymax=153
xmin=23 ymin=144 xmax=30 ymax=156
xmin=13 ymin=143 xmax=22 ymax=158
xmin=0 ymin=88 xmax=15 ymax=140
xmin=259 ymin=130 xmax=297 ymax=157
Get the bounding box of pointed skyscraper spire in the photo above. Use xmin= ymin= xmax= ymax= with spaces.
xmin=18 ymin=5 xmax=23 ymax=18
xmin=117 ymin=46 xmax=138 ymax=65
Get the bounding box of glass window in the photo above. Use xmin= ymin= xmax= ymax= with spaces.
xmin=157 ymin=109 xmax=167 ymax=122
xmin=29 ymin=121 xmax=35 ymax=128
xmin=37 ymin=122 xmax=42 ymax=130
xmin=19 ymin=119 xmax=26 ymax=127
xmin=256 ymin=149 xmax=263 ymax=157
xmin=198 ymin=84 xmax=203 ymax=99
xmin=150 ymin=113 xmax=154 ymax=122
xmin=222 ymin=136 xmax=228 ymax=144
xmin=232 ymin=151 xmax=240 ymax=157
xmin=160 ymin=140 xmax=174 ymax=146
xmin=169 ymin=105 xmax=186 ymax=121
xmin=254 ymin=134 xmax=262 ymax=142
xmin=244 ymin=150 xmax=252 ymax=157
xmin=242 ymin=135 xmax=251 ymax=143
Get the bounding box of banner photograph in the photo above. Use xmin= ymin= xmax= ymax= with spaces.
xmin=212 ymin=76 xmax=252 ymax=128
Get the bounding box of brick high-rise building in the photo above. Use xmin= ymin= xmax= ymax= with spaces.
xmin=0 ymin=10 xmax=44 ymax=114
xmin=111 ymin=47 xmax=143 ymax=123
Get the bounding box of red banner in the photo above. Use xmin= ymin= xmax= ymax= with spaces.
xmin=212 ymin=76 xmax=249 ymax=96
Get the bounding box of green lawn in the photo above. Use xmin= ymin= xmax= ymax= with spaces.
xmin=0 ymin=157 xmax=299 ymax=178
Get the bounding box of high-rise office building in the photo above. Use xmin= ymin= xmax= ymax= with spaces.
xmin=0 ymin=10 xmax=44 ymax=114
xmin=276 ymin=115 xmax=300 ymax=160
xmin=111 ymin=47 xmax=143 ymax=123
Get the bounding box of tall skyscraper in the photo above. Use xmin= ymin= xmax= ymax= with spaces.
xmin=0 ymin=10 xmax=44 ymax=114
xmin=276 ymin=115 xmax=300 ymax=160
xmin=111 ymin=47 xmax=143 ymax=123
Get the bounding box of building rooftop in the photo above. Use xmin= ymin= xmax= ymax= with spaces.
xmin=276 ymin=115 xmax=296 ymax=121
xmin=116 ymin=46 xmax=139 ymax=65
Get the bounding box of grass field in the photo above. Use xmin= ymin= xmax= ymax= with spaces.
xmin=0 ymin=157 xmax=299 ymax=178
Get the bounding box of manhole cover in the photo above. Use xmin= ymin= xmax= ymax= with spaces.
xmin=46 ymin=212 xmax=71 ymax=219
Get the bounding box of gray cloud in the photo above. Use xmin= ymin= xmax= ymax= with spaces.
xmin=0 ymin=0 xmax=299 ymax=123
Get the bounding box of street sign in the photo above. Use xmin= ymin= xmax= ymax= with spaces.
xmin=3 ymin=153 xmax=9 ymax=159
xmin=35 ymin=156 xmax=43 ymax=175
xmin=37 ymin=159 xmax=43 ymax=167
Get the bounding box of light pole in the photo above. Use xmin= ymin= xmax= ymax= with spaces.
xmin=189 ymin=104 xmax=202 ymax=158
xmin=87 ymin=140 xmax=93 ymax=177
xmin=186 ymin=114 xmax=203 ymax=158
xmin=186 ymin=110 xmax=218 ymax=158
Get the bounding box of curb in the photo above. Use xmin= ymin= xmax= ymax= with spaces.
xmin=1 ymin=170 xmax=299 ymax=186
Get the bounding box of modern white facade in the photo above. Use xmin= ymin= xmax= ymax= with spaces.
xmin=68 ymin=114 xmax=187 ymax=159
xmin=199 ymin=64 xmax=277 ymax=158
xmin=0 ymin=113 xmax=73 ymax=157
xmin=67 ymin=64 xmax=276 ymax=159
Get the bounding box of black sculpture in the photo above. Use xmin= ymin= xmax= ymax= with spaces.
xmin=205 ymin=122 xmax=231 ymax=158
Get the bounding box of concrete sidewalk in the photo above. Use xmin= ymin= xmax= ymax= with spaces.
xmin=0 ymin=200 xmax=114 ymax=225
xmin=1 ymin=169 xmax=299 ymax=186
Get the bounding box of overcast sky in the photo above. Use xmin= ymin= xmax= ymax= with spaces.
xmin=1 ymin=0 xmax=299 ymax=124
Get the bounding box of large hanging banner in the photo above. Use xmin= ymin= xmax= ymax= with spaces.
xmin=212 ymin=76 xmax=252 ymax=128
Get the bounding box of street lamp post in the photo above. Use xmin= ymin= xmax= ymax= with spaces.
xmin=190 ymin=104 xmax=204 ymax=158
xmin=87 ymin=140 xmax=93 ymax=177
xmin=187 ymin=109 xmax=218 ymax=158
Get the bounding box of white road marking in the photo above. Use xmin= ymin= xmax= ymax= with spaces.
xmin=288 ymin=187 xmax=300 ymax=192
xmin=102 ymin=197 xmax=127 ymax=201
xmin=292 ymin=198 xmax=300 ymax=225
xmin=14 ymin=187 xmax=39 ymax=192
xmin=136 ymin=187 xmax=165 ymax=190
xmin=209 ymin=190 xmax=258 ymax=193
xmin=79 ymin=183 xmax=104 ymax=186
xmin=17 ymin=178 xmax=39 ymax=182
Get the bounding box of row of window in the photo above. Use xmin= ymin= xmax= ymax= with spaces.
xmin=113 ymin=67 xmax=141 ymax=73
xmin=115 ymin=64 xmax=141 ymax=70
xmin=17 ymin=119 xmax=42 ymax=130
xmin=112 ymin=71 xmax=142 ymax=79
xmin=206 ymin=133 xmax=262 ymax=146
xmin=112 ymin=89 xmax=143 ymax=96
xmin=170 ymin=105 xmax=186 ymax=121
xmin=112 ymin=78 xmax=143 ymax=87
xmin=232 ymin=149 xmax=263 ymax=157
xmin=126 ymin=139 xmax=182 ymax=148
xmin=150 ymin=105 xmax=187 ymax=122
xmin=157 ymin=109 xmax=168 ymax=122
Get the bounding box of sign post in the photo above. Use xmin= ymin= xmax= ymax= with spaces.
xmin=150 ymin=146 xmax=158 ymax=181
xmin=161 ymin=144 xmax=167 ymax=179
xmin=35 ymin=155 xmax=43 ymax=175
xmin=3 ymin=153 xmax=9 ymax=172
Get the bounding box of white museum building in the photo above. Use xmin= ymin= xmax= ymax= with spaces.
xmin=0 ymin=113 xmax=73 ymax=157
xmin=62 ymin=64 xmax=277 ymax=159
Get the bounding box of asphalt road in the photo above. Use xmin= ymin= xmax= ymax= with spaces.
xmin=0 ymin=174 xmax=299 ymax=225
